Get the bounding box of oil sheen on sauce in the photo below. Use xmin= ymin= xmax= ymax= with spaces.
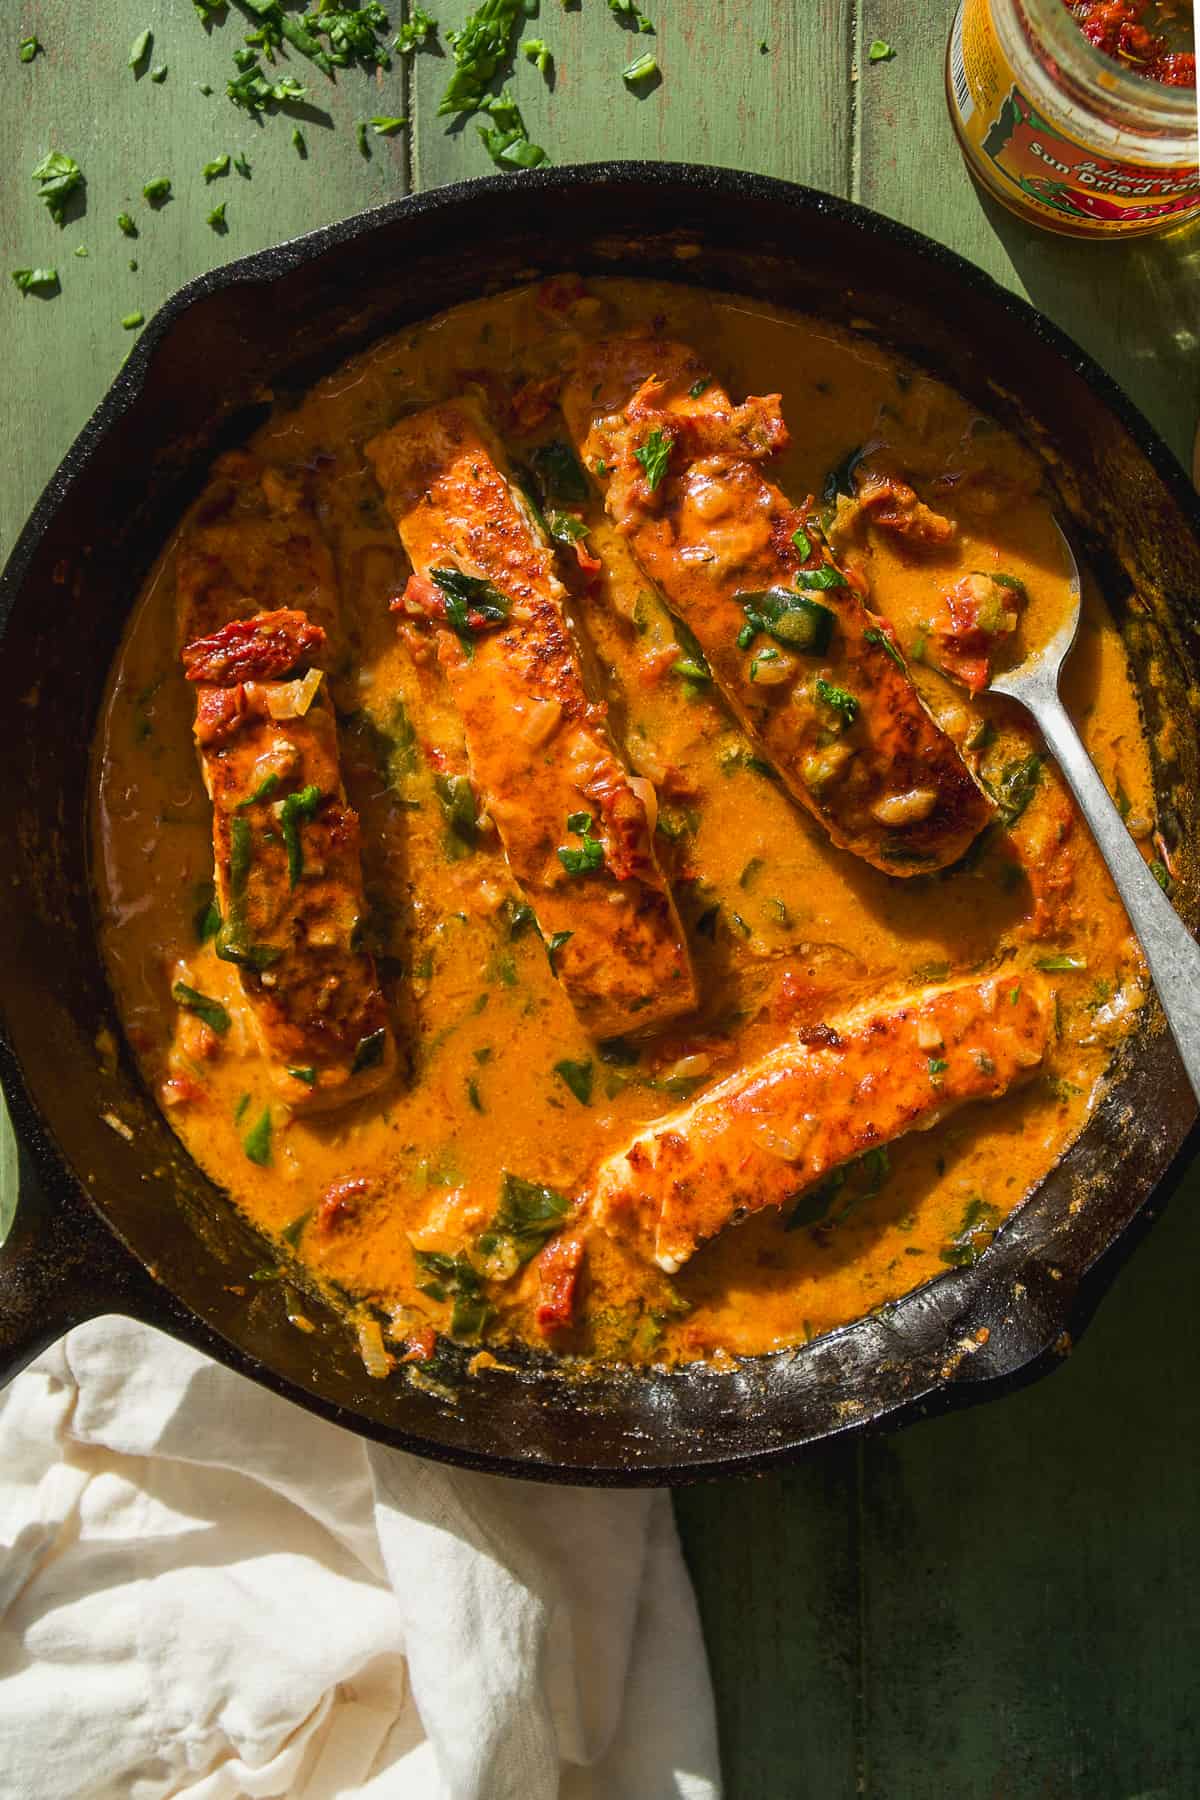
xmin=92 ymin=278 xmax=1154 ymax=1373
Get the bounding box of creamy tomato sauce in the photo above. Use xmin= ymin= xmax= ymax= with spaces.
xmin=92 ymin=278 xmax=1155 ymax=1377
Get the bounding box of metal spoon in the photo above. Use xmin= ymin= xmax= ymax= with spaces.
xmin=989 ymin=524 xmax=1200 ymax=1106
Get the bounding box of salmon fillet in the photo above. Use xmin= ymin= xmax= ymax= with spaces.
xmin=365 ymin=397 xmax=696 ymax=1038
xmin=561 ymin=338 xmax=993 ymax=874
xmin=184 ymin=610 xmax=396 ymax=1113
xmin=176 ymin=451 xmax=342 ymax=652
xmin=589 ymin=973 xmax=1052 ymax=1271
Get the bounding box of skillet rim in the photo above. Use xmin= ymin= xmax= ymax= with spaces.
xmin=1 ymin=159 xmax=1198 ymax=1485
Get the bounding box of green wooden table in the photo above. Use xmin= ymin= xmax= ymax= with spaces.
xmin=4 ymin=6 xmax=1200 ymax=1793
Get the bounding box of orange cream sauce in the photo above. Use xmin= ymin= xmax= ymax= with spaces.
xmin=92 ymin=279 xmax=1153 ymax=1373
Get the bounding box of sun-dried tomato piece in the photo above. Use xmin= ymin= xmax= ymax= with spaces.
xmin=535 ymin=1236 xmax=584 ymax=1334
xmin=183 ymin=609 xmax=325 ymax=685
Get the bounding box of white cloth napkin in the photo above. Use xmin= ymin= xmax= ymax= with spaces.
xmin=0 ymin=1318 xmax=720 ymax=1800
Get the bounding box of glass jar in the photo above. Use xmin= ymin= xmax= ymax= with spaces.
xmin=946 ymin=0 xmax=1199 ymax=237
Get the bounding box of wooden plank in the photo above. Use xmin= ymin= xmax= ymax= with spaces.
xmin=675 ymin=1444 xmax=864 ymax=1798
xmin=407 ymin=1 xmax=855 ymax=195
xmin=857 ymin=1165 xmax=1200 ymax=1798
xmin=1 ymin=0 xmax=411 ymax=556
xmin=857 ymin=2 xmax=1198 ymax=464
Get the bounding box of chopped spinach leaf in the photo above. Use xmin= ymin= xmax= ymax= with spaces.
xmin=863 ymin=624 xmax=905 ymax=670
xmin=242 ymin=1108 xmax=273 ymax=1166
xmin=172 ymin=981 xmax=231 ymax=1035
xmin=532 ymin=439 xmax=589 ymax=503
xmin=553 ymin=1058 xmax=594 ymax=1104
xmin=287 ymin=1066 xmax=317 ymax=1085
xmin=546 ymin=930 xmax=573 ymax=970
xmin=939 ymin=1195 xmax=1000 ymax=1267
xmin=351 ymin=1028 xmax=388 ymax=1075
xmin=822 ymin=444 xmax=865 ymax=504
xmin=275 ymin=783 xmax=323 ymax=887
xmin=435 ymin=772 xmax=479 ymax=855
xmin=991 ymin=754 xmax=1043 ymax=829
xmin=430 ymin=565 xmax=510 ymax=652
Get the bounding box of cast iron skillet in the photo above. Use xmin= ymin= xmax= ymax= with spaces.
xmin=1 ymin=164 xmax=1198 ymax=1485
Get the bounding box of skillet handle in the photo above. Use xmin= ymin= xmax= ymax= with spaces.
xmin=0 ymin=1115 xmax=163 ymax=1390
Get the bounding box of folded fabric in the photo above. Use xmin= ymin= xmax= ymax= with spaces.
xmin=0 ymin=1318 xmax=720 ymax=1800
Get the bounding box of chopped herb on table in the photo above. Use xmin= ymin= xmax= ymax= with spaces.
xmin=128 ymin=28 xmax=152 ymax=71
xmin=142 ymin=177 xmax=172 ymax=205
xmin=207 ymin=202 xmax=227 ymax=229
xmin=868 ymin=38 xmax=896 ymax=62
xmin=623 ymin=51 xmax=659 ymax=85
xmin=608 ymin=0 xmax=654 ymax=30
xmin=395 ymin=6 xmax=438 ymax=53
xmin=19 ymin=35 xmax=41 ymax=63
xmin=370 ymin=115 xmax=407 ymax=135
xmin=150 ymin=64 xmax=168 ymax=82
xmin=11 ymin=268 xmax=59 ymax=295
xmin=477 ymin=92 xmax=548 ymax=170
xmin=73 ymin=245 xmax=88 ymax=257
xmin=522 ymin=37 xmax=552 ymax=74
xmin=203 ymin=153 xmax=230 ymax=181
xmin=121 ymin=311 xmax=145 ymax=330
xmin=117 ymin=212 xmax=138 ymax=237
xmin=32 ymin=151 xmax=84 ymax=226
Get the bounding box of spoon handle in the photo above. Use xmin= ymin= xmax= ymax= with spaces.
xmin=1032 ymin=687 xmax=1200 ymax=1107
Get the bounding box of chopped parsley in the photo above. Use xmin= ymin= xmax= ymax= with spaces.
xmin=992 ymin=754 xmax=1043 ymax=829
xmin=242 ymin=1108 xmax=273 ymax=1166
xmin=32 ymin=151 xmax=84 ymax=226
xmin=478 ymin=91 xmax=549 ymax=169
xmin=11 ymin=267 xmax=59 ymax=295
xmin=623 ymin=50 xmax=659 ymax=84
xmin=553 ymin=1058 xmax=594 ymax=1104
xmin=142 ymin=176 xmax=172 ymax=204
xmin=203 ymin=153 xmax=230 ymax=181
xmin=815 ymin=679 xmax=859 ymax=727
xmin=172 ymin=981 xmax=232 ymax=1034
xmin=609 ymin=0 xmax=654 ymax=30
xmin=227 ymin=62 xmax=307 ymax=112
xmin=430 ymin=565 xmax=510 ymax=652
xmin=128 ymin=28 xmax=152 ymax=70
xmin=634 ymin=426 xmax=672 ymax=491
xmin=558 ymin=811 xmax=605 ymax=876
xmin=940 ymin=1196 xmax=1000 ymax=1267
xmin=795 ymin=563 xmax=847 ymax=590
xmin=395 ymin=6 xmax=438 ymax=54
xmin=522 ymin=37 xmax=552 ymax=74
xmin=275 ymin=784 xmax=323 ymax=886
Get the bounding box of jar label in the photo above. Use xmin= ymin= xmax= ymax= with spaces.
xmin=949 ymin=2 xmax=1199 ymax=234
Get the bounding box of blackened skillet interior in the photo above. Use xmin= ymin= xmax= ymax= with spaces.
xmin=0 ymin=164 xmax=1197 ymax=1485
